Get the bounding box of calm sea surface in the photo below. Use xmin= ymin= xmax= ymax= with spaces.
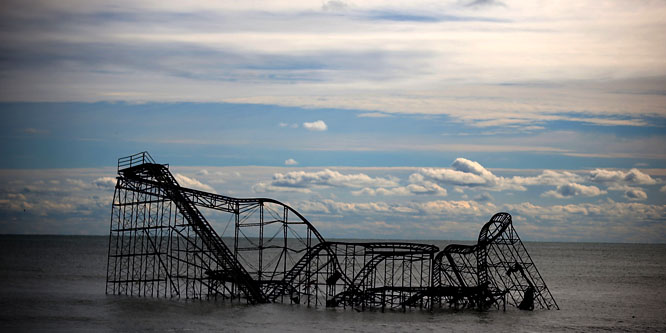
xmin=1 ymin=235 xmax=665 ymax=332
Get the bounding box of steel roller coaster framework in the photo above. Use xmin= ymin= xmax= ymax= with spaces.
xmin=106 ymin=152 xmax=558 ymax=312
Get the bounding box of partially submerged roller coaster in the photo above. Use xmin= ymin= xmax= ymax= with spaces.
xmin=106 ymin=152 xmax=558 ymax=311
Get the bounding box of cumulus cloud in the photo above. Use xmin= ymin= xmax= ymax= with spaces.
xmin=419 ymin=159 xmax=495 ymax=185
xmin=253 ymin=169 xmax=399 ymax=193
xmin=174 ymin=173 xmax=216 ymax=193
xmin=297 ymin=198 xmax=494 ymax=217
xmin=512 ymin=170 xmax=584 ymax=186
xmin=412 ymin=200 xmax=496 ymax=216
xmin=252 ymin=183 xmax=312 ymax=193
xmin=416 ymin=158 xmax=591 ymax=193
xmin=406 ymin=182 xmax=448 ymax=196
xmin=298 ymin=199 xmax=398 ymax=215
xmin=351 ymin=172 xmax=448 ymax=197
xmin=352 ymin=187 xmax=409 ymax=196
xmin=417 ymin=158 xmax=525 ymax=191
xmin=66 ymin=179 xmax=88 ymax=188
xmin=624 ymin=188 xmax=647 ymax=201
xmin=303 ymin=120 xmax=328 ymax=131
xmin=542 ymin=183 xmax=606 ymax=199
xmin=506 ymin=202 xmax=594 ymax=218
xmin=1 ymin=165 xmax=664 ymax=241
xmin=93 ymin=177 xmax=117 ymax=189
xmin=589 ymin=168 xmax=657 ymax=185
xmin=351 ymin=183 xmax=447 ymax=197
xmin=267 ymin=169 xmax=397 ymax=189
xmin=414 ymin=159 xmax=659 ymax=201
xmin=474 ymin=192 xmax=494 ymax=202
xmin=406 ymin=173 xmax=448 ymax=195
xmin=505 ymin=200 xmax=666 ymax=223
xmin=284 ymin=158 xmax=298 ymax=166
xmin=0 ymin=171 xmax=116 ymax=230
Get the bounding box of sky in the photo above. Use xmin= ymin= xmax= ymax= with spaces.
xmin=1 ymin=0 xmax=665 ymax=242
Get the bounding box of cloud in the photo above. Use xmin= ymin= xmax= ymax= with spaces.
xmin=606 ymin=183 xmax=649 ymax=199
xmin=1 ymin=165 xmax=664 ymax=241
xmin=252 ymin=183 xmax=312 ymax=193
xmin=2 ymin=0 xmax=665 ymax=149
xmin=589 ymin=168 xmax=657 ymax=185
xmin=284 ymin=158 xmax=298 ymax=166
xmin=419 ymin=159 xmax=494 ymax=186
xmin=279 ymin=122 xmax=298 ymax=128
xmin=412 ymin=200 xmax=496 ymax=216
xmin=624 ymin=188 xmax=647 ymax=201
xmin=297 ymin=198 xmax=494 ymax=217
xmin=466 ymin=0 xmax=505 ymax=8
xmin=512 ymin=170 xmax=584 ymax=186
xmin=474 ymin=192 xmax=494 ymax=202
xmin=93 ymin=177 xmax=117 ymax=189
xmin=322 ymin=0 xmax=348 ymax=12
xmin=352 ymin=173 xmax=447 ymax=197
xmin=406 ymin=173 xmax=448 ymax=195
xmin=352 ymin=187 xmax=410 ymax=196
xmin=254 ymin=169 xmax=399 ymax=192
xmin=0 ymin=171 xmax=115 ymax=228
xmin=499 ymin=199 xmax=666 ymax=242
xmin=298 ymin=199 xmax=398 ymax=215
xmin=505 ymin=200 xmax=666 ymax=224
xmin=542 ymin=183 xmax=606 ymax=199
xmin=174 ymin=173 xmax=216 ymax=193
xmin=357 ymin=112 xmax=392 ymax=118
xmin=303 ymin=120 xmax=328 ymax=131
xmin=406 ymin=182 xmax=448 ymax=196
xmin=417 ymin=158 xmax=525 ymax=191
xmin=624 ymin=187 xmax=647 ymax=200
xmin=415 ymin=159 xmax=660 ymax=200
xmin=351 ymin=183 xmax=447 ymax=197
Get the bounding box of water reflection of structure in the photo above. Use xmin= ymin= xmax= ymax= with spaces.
xmin=105 ymin=152 xmax=559 ymax=311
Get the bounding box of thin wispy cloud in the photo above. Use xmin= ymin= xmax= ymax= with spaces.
xmin=1 ymin=0 xmax=664 ymax=132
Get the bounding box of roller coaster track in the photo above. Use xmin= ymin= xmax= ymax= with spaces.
xmin=265 ymin=241 xmax=329 ymax=301
xmin=106 ymin=152 xmax=558 ymax=311
xmin=119 ymin=162 xmax=267 ymax=304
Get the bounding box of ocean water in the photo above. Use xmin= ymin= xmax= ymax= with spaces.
xmin=1 ymin=235 xmax=665 ymax=332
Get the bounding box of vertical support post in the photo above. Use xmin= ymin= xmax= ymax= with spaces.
xmin=234 ymin=202 xmax=240 ymax=302
xmin=105 ymin=183 xmax=119 ymax=294
xmin=258 ymin=201 xmax=264 ymax=284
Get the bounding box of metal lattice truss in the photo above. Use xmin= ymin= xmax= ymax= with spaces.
xmin=106 ymin=152 xmax=558 ymax=311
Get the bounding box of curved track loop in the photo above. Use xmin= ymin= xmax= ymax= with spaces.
xmin=432 ymin=213 xmax=559 ymax=310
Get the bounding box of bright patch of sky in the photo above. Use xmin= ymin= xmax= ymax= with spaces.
xmin=0 ymin=0 xmax=665 ymax=242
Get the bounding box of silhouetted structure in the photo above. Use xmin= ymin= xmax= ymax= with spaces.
xmin=106 ymin=152 xmax=558 ymax=311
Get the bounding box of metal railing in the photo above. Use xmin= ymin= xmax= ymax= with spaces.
xmin=117 ymin=151 xmax=156 ymax=171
